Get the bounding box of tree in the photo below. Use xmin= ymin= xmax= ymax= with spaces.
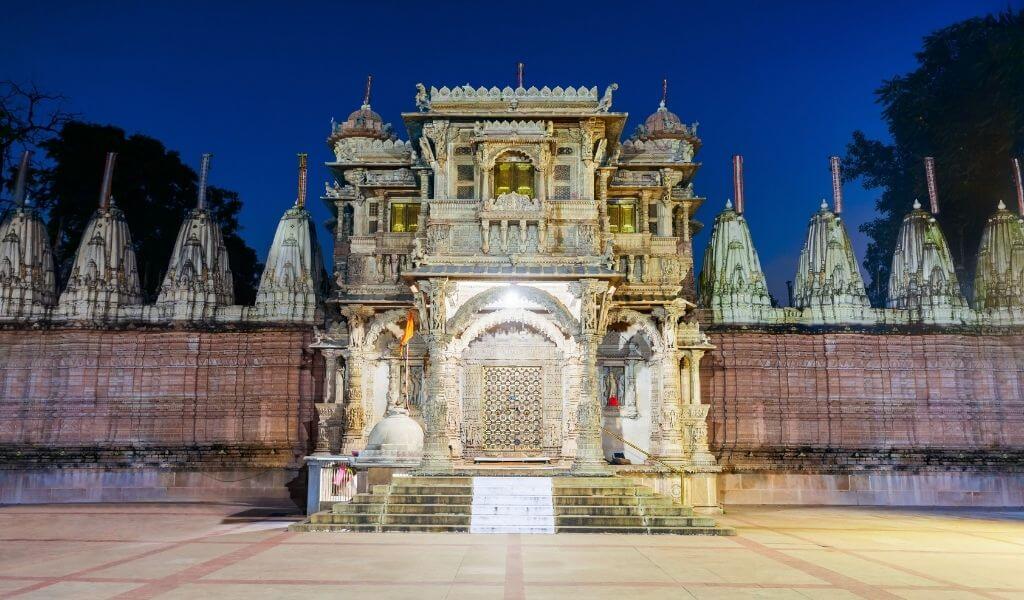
xmin=0 ymin=81 xmax=75 ymax=203
xmin=37 ymin=121 xmax=262 ymax=303
xmin=843 ymin=9 xmax=1024 ymax=305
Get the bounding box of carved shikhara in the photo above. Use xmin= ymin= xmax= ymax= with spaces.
xmin=321 ymin=80 xmax=714 ymax=480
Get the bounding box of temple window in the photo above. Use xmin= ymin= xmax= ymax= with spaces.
xmin=494 ymin=159 xmax=535 ymax=198
xmin=389 ymin=202 xmax=420 ymax=233
xmin=367 ymin=201 xmax=379 ymax=234
xmin=456 ymin=164 xmax=475 ymax=199
xmin=608 ymin=202 xmax=637 ymax=233
xmin=648 ymin=202 xmax=659 ymax=234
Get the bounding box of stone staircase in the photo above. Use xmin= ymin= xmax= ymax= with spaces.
xmin=291 ymin=475 xmax=735 ymax=535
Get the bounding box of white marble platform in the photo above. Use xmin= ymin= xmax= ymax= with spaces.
xmin=470 ymin=476 xmax=554 ymax=534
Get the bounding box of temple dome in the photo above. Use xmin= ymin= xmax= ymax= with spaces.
xmin=355 ymin=408 xmax=424 ymax=467
xmin=699 ymin=200 xmax=773 ymax=318
xmin=793 ymin=200 xmax=871 ymax=315
xmin=329 ymin=103 xmax=395 ymax=145
xmin=973 ymin=200 xmax=1024 ymax=310
xmin=58 ymin=201 xmax=144 ymax=318
xmin=887 ymin=200 xmax=967 ymax=314
xmin=643 ymin=102 xmax=688 ymax=139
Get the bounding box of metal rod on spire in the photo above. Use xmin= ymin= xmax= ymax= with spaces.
xmin=197 ymin=153 xmax=212 ymax=210
xmin=517 ymin=62 xmax=524 ymax=88
xmin=924 ymin=156 xmax=939 ymax=214
xmin=732 ymin=155 xmax=745 ymax=214
xmin=1012 ymin=157 xmax=1024 ymax=216
xmin=296 ymin=153 xmax=308 ymax=208
xmin=661 ymin=78 xmax=668 ymax=107
xmin=363 ymin=75 xmax=373 ymax=107
xmin=13 ymin=150 xmax=31 ymax=209
xmin=829 ymin=156 xmax=843 ymax=214
xmin=99 ymin=152 xmax=117 ymax=210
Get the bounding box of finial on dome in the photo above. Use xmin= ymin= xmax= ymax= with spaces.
xmin=362 ymin=74 xmax=373 ymax=108
xmin=295 ymin=153 xmax=308 ymax=208
xmin=725 ymin=198 xmax=733 ymax=210
xmin=998 ymin=199 xmax=1007 ymax=210
xmin=660 ymin=78 xmax=668 ymax=109
xmin=912 ymin=198 xmax=921 ymax=210
xmin=829 ymin=156 xmax=843 ymax=214
xmin=13 ymin=150 xmax=31 ymax=209
xmin=196 ymin=153 xmax=212 ymax=210
xmin=732 ymin=154 xmax=745 ymax=214
xmin=820 ymin=198 xmax=829 ymax=211
xmin=98 ymin=152 xmax=117 ymax=210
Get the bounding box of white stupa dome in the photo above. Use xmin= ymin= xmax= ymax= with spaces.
xmin=354 ymin=408 xmax=424 ymax=467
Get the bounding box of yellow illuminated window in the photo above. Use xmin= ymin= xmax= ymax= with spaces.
xmin=608 ymin=203 xmax=636 ymax=233
xmin=494 ymin=162 xmax=534 ymax=197
xmin=389 ymin=202 xmax=420 ymax=232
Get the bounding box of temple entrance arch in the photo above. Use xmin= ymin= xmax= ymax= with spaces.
xmin=447 ymin=305 xmax=580 ymax=461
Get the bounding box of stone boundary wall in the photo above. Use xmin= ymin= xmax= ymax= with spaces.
xmin=703 ymin=330 xmax=1024 ymax=506
xmin=0 ymin=328 xmax=321 ymax=505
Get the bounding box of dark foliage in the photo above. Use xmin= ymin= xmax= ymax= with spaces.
xmin=843 ymin=10 xmax=1024 ymax=305
xmin=37 ymin=122 xmax=261 ymax=302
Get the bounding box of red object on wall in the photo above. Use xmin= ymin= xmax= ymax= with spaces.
xmin=607 ymin=395 xmax=620 ymax=407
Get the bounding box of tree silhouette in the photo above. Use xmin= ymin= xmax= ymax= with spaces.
xmin=844 ymin=9 xmax=1024 ymax=305
xmin=37 ymin=121 xmax=262 ymax=302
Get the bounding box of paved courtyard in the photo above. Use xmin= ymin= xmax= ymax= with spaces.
xmin=0 ymin=503 xmax=1021 ymax=599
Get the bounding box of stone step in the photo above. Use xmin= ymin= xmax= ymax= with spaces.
xmin=553 ymin=486 xmax=656 ymax=496
xmin=555 ymin=505 xmax=694 ymax=517
xmin=557 ymin=525 xmax=736 ymax=536
xmin=390 ymin=485 xmax=473 ymax=495
xmin=553 ymin=495 xmax=673 ymax=507
xmin=469 ymin=504 xmax=555 ymax=517
xmin=384 ymin=514 xmax=471 ymax=526
xmin=386 ymin=503 xmax=479 ymax=515
xmin=394 ymin=476 xmax=472 ymax=485
xmin=555 ymin=515 xmax=718 ymax=528
xmin=388 ymin=494 xmax=473 ymax=505
xmin=332 ymin=503 xmax=383 ymax=514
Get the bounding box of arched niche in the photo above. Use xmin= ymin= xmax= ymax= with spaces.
xmin=447 ymin=284 xmax=578 ymax=341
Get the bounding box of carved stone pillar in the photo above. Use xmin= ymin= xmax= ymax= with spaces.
xmin=640 ymin=191 xmax=651 ymax=234
xmin=651 ymin=349 xmax=687 ymax=464
xmin=419 ymin=337 xmax=456 ymax=473
xmin=597 ymin=169 xmax=611 ymax=234
xmin=339 ymin=349 xmax=368 ymax=454
xmin=418 ymin=170 xmax=430 ymax=200
xmin=338 ymin=304 xmax=374 ymax=454
xmin=313 ymin=403 xmax=337 ymax=455
xmin=415 ymin=278 xmax=457 ymax=473
xmin=571 ymin=279 xmax=612 ymax=475
xmin=321 ymin=349 xmax=341 ymax=404
xmin=681 ymin=348 xmax=716 ymax=466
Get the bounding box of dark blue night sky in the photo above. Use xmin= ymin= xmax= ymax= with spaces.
xmin=2 ymin=0 xmax=1015 ymax=300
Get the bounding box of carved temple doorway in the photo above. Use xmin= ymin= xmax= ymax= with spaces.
xmin=481 ymin=366 xmax=544 ymax=452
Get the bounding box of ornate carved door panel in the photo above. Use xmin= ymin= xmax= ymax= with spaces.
xmin=482 ymin=366 xmax=543 ymax=453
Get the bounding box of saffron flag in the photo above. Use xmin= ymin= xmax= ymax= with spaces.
xmin=399 ymin=309 xmax=415 ymax=347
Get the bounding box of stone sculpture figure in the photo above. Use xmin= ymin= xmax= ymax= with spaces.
xmin=415 ymin=83 xmax=430 ymax=112
xmin=598 ymin=83 xmax=618 ymax=112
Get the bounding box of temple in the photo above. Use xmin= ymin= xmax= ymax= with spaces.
xmin=0 ymin=79 xmax=1022 ymax=526
xmin=313 ymin=79 xmax=721 ymax=509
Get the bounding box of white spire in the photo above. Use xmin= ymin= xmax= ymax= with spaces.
xmin=155 ymin=154 xmax=233 ymax=320
xmin=699 ymin=203 xmax=773 ymax=323
xmin=793 ymin=201 xmax=871 ymax=322
xmin=887 ymin=203 xmax=966 ymax=320
xmin=253 ymin=154 xmax=326 ymax=322
xmin=58 ymin=152 xmax=143 ymax=320
xmin=0 ymin=150 xmax=57 ymax=320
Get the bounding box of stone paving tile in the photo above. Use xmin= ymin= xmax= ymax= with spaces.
xmin=89 ymin=542 xmax=248 ymax=580
xmin=10 ymin=581 xmax=143 ymax=600
xmin=639 ymin=546 xmax=827 ymax=585
xmin=521 ymin=545 xmax=674 ymax=583
xmin=0 ymin=504 xmax=1021 ymax=599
